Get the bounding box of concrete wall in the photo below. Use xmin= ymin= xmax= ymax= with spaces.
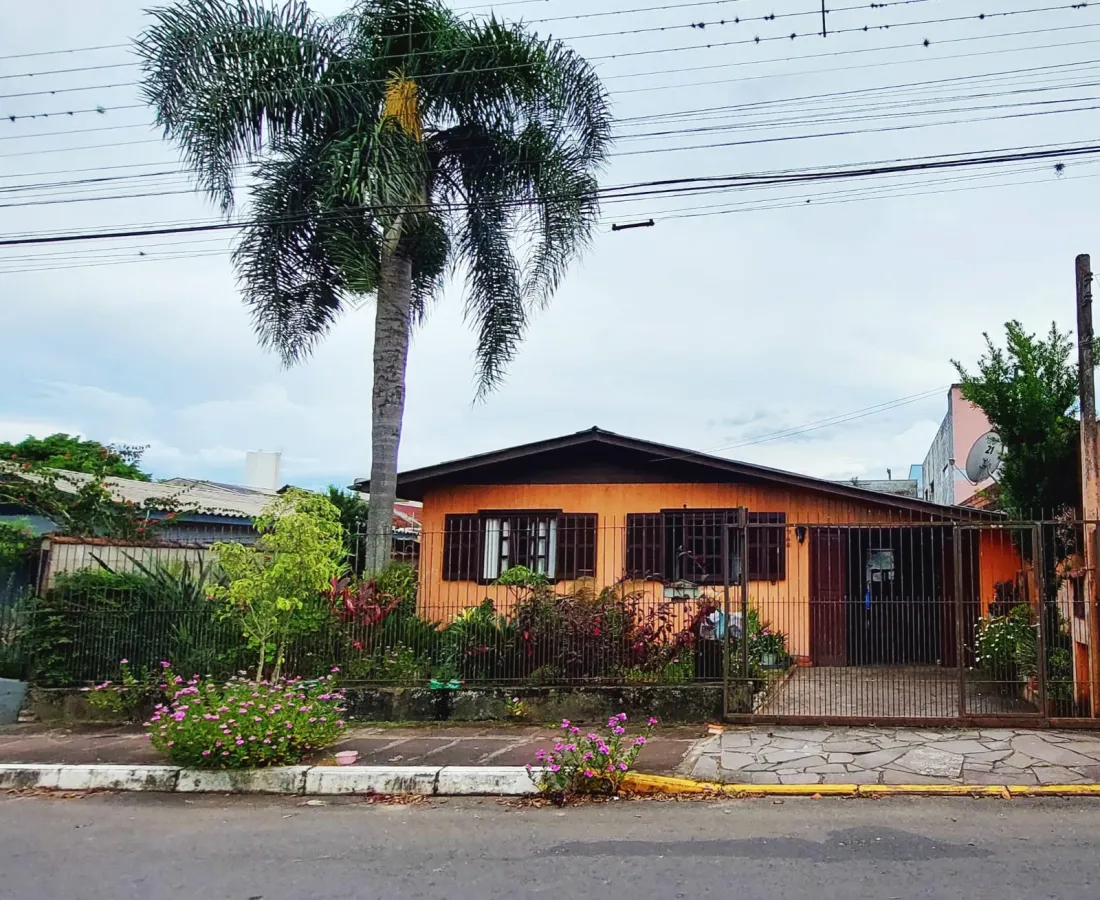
xmin=921 ymin=386 xmax=994 ymax=505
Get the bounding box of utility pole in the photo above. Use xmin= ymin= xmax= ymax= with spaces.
xmin=1075 ymin=253 xmax=1100 ymax=717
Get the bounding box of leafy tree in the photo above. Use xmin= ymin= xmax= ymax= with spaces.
xmin=953 ymin=320 xmax=1080 ymax=517
xmin=136 ymin=0 xmax=611 ymax=572
xmin=0 ymin=434 xmax=150 ymax=481
xmin=326 ymin=486 xmax=369 ymax=554
xmin=211 ymin=488 xmax=345 ymax=681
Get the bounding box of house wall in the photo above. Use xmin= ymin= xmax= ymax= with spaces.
xmin=921 ymin=386 xmax=994 ymax=505
xmin=978 ymin=529 xmax=1025 ymax=616
xmin=417 ymin=482 xmax=930 ymax=660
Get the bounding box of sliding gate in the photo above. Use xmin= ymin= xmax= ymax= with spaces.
xmin=719 ymin=518 xmax=1086 ymax=725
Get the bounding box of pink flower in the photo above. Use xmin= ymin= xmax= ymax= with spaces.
xmin=634 ymin=736 xmax=647 ymax=746
xmin=613 ymin=726 xmax=625 ymax=736
xmin=584 ymin=770 xmax=595 ymax=778
xmin=560 ymin=719 xmax=571 ymax=729
xmin=331 ymin=666 xmax=340 ymax=674
xmin=647 ymin=717 xmax=659 ymax=726
xmin=583 ymin=751 xmax=594 ymax=760
xmin=618 ymin=713 xmax=627 ymax=721
xmin=587 ymin=733 xmax=599 ymax=741
xmin=119 ymin=658 xmax=128 ymax=665
xmin=201 ymin=750 xmax=211 ymax=757
xmin=160 ymin=661 xmax=171 ymax=668
xmin=618 ymin=762 xmax=629 ymax=771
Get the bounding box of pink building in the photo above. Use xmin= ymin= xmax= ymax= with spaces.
xmin=920 ymin=385 xmax=995 ymax=505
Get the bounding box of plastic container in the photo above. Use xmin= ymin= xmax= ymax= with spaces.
xmin=0 ymin=678 xmax=27 ymax=725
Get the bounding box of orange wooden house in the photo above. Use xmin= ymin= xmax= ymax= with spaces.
xmin=358 ymin=428 xmax=1022 ymax=669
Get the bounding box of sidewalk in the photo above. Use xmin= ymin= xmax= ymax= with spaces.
xmin=4 ymin=723 xmax=1100 ymax=788
xmin=682 ymin=726 xmax=1100 ymax=786
xmin=0 ymin=724 xmax=703 ymax=776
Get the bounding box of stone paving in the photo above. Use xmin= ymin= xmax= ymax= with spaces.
xmin=758 ymin=667 xmax=1036 ymax=719
xmin=681 ymin=727 xmax=1100 ymax=785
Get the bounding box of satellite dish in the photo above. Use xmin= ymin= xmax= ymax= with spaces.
xmin=965 ymin=431 xmax=1003 ymax=483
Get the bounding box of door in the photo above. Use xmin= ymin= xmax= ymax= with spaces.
xmin=811 ymin=527 xmax=848 ymax=666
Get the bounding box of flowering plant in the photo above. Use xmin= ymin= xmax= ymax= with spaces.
xmin=505 ymin=695 xmax=526 ymax=718
xmin=85 ymin=661 xmax=160 ymax=722
xmin=527 ymin=713 xmax=657 ymax=798
xmin=145 ymin=664 xmax=347 ymax=768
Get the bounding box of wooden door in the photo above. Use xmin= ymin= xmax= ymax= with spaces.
xmin=810 ymin=528 xmax=848 ymax=667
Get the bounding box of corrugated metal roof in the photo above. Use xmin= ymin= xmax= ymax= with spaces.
xmin=3 ymin=467 xmax=277 ymax=520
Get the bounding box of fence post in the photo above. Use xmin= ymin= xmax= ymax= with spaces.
xmin=721 ymin=521 xmax=731 ymax=719
xmin=953 ymin=525 xmax=966 ymax=719
xmin=1035 ymin=523 xmax=1048 ymax=719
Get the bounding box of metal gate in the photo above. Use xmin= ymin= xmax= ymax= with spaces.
xmin=721 ymin=518 xmax=1091 ymax=726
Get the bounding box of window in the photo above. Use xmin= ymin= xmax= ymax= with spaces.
xmin=442 ymin=511 xmax=597 ymax=583
xmin=625 ymin=509 xmax=786 ymax=584
xmin=1072 ymin=575 xmax=1086 ymax=620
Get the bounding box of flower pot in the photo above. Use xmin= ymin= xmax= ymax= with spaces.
xmin=334 ymin=750 xmax=359 ymax=766
xmin=0 ymin=678 xmax=27 ymax=725
xmin=761 ymin=652 xmax=779 ymax=668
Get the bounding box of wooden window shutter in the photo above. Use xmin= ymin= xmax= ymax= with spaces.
xmin=442 ymin=514 xmax=480 ymax=581
xmin=557 ymin=514 xmax=598 ymax=580
xmin=625 ymin=513 xmax=664 ymax=580
xmin=747 ymin=512 xmax=787 ymax=581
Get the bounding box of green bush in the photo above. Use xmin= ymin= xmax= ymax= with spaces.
xmin=975 ymin=603 xmax=1034 ymax=679
xmin=146 ymin=667 xmax=346 ymax=768
xmin=25 ymin=560 xmax=240 ymax=686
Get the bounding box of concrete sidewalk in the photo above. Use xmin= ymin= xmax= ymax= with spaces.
xmin=0 ymin=724 xmax=703 ymax=776
xmin=6 ymin=723 xmax=1100 ymax=789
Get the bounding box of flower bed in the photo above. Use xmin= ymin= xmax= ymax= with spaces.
xmin=145 ymin=665 xmax=346 ymax=768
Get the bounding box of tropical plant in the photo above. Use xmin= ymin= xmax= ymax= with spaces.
xmin=211 ymin=489 xmax=346 ymax=681
xmin=442 ymin=597 xmax=517 ymax=681
xmin=136 ymin=0 xmax=611 ymax=573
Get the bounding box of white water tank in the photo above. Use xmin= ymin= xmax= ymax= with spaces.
xmin=244 ymin=451 xmax=282 ymax=491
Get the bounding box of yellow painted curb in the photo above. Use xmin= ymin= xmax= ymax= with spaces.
xmin=622 ymin=773 xmax=1100 ymax=798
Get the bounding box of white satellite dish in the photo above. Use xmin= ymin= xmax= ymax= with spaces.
xmin=965 ymin=431 xmax=1003 ymax=483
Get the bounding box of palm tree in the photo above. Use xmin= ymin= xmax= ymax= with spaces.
xmin=136 ymin=0 xmax=611 ymax=571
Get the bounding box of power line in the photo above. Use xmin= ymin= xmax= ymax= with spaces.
xmin=2 ymin=141 xmax=1097 ymax=248
xmin=1 ymin=2 xmax=1085 ymax=101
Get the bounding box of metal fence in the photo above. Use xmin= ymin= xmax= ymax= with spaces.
xmin=6 ymin=516 xmax=1099 ymax=725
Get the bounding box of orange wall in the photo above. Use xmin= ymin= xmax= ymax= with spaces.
xmin=416 ymin=482 xmax=924 ymax=659
xmin=977 ymin=530 xmax=1025 ymax=615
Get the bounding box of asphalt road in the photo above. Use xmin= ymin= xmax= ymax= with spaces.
xmin=2 ymin=793 xmax=1099 ymax=899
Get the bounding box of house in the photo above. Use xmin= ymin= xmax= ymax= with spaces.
xmin=919 ymin=385 xmax=994 ymax=505
xmin=357 ymin=427 xmax=1022 ymax=670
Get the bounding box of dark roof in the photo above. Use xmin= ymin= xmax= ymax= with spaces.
xmin=354 ymin=427 xmax=992 ymax=518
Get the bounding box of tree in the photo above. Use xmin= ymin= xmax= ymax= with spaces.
xmin=0 ymin=434 xmax=150 ymax=481
xmin=136 ymin=0 xmax=611 ymax=572
xmin=211 ymin=488 xmax=345 ymax=681
xmin=953 ymin=320 xmax=1080 ymax=517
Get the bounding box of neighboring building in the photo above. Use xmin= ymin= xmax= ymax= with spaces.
xmin=832 ymin=478 xmax=919 ymax=499
xmin=919 ymin=385 xmax=994 ymax=505
xmin=360 ymin=427 xmax=1017 ymax=669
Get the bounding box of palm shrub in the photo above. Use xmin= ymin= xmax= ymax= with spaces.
xmin=136 ymin=0 xmax=611 ymax=573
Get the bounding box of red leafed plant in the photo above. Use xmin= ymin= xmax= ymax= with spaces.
xmin=327 ymin=576 xmax=401 ymax=626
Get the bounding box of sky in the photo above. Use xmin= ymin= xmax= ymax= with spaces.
xmin=0 ymin=0 xmax=1094 ymax=492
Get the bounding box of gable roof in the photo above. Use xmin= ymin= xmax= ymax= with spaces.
xmin=353 ymin=427 xmax=992 ymax=518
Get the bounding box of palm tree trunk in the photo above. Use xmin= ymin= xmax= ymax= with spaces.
xmin=363 ymin=249 xmax=414 ymax=574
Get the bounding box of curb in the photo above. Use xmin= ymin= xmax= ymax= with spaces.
xmin=0 ymin=763 xmax=535 ymax=797
xmin=621 ymin=772 xmax=1100 ymax=797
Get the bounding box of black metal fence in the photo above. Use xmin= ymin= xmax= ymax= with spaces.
xmin=4 ymin=517 xmax=1098 ymax=725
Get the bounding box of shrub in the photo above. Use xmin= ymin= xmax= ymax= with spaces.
xmin=145 ymin=666 xmax=346 ymax=768
xmin=86 ymin=660 xmax=161 ymax=722
xmin=442 ymin=598 xmax=517 ymax=681
xmin=975 ymin=603 xmax=1034 ymax=679
xmin=528 ymin=713 xmax=657 ymax=799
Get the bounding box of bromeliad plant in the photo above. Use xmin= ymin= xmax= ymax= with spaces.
xmin=145 ymin=665 xmax=346 ymax=768
xmin=527 ymin=713 xmax=657 ymax=799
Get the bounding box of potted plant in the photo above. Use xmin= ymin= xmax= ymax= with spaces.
xmin=756 ymin=627 xmax=787 ymax=669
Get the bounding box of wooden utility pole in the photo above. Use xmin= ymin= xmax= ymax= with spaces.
xmin=1075 ymin=253 xmax=1100 ymax=717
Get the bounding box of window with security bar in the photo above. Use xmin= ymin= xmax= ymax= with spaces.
xmin=442 ymin=511 xmax=597 ymax=583
xmin=625 ymin=510 xmax=786 ymax=584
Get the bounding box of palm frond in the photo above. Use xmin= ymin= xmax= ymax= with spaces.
xmin=136 ymin=0 xmax=353 ymax=210
xmin=233 ymin=140 xmax=378 ymax=363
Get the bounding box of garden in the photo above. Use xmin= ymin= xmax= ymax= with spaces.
xmin=2 ymin=490 xmax=790 ymax=703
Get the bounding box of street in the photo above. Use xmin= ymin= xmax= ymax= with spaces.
xmin=1 ymin=794 xmax=1098 ymax=899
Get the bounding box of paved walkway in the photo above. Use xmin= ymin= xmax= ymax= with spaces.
xmin=0 ymin=724 xmax=702 ymax=775
xmin=759 ymin=667 xmax=1034 ymax=718
xmin=683 ymin=726 xmax=1100 ymax=785
xmin=6 ymin=723 xmax=1100 ymax=786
